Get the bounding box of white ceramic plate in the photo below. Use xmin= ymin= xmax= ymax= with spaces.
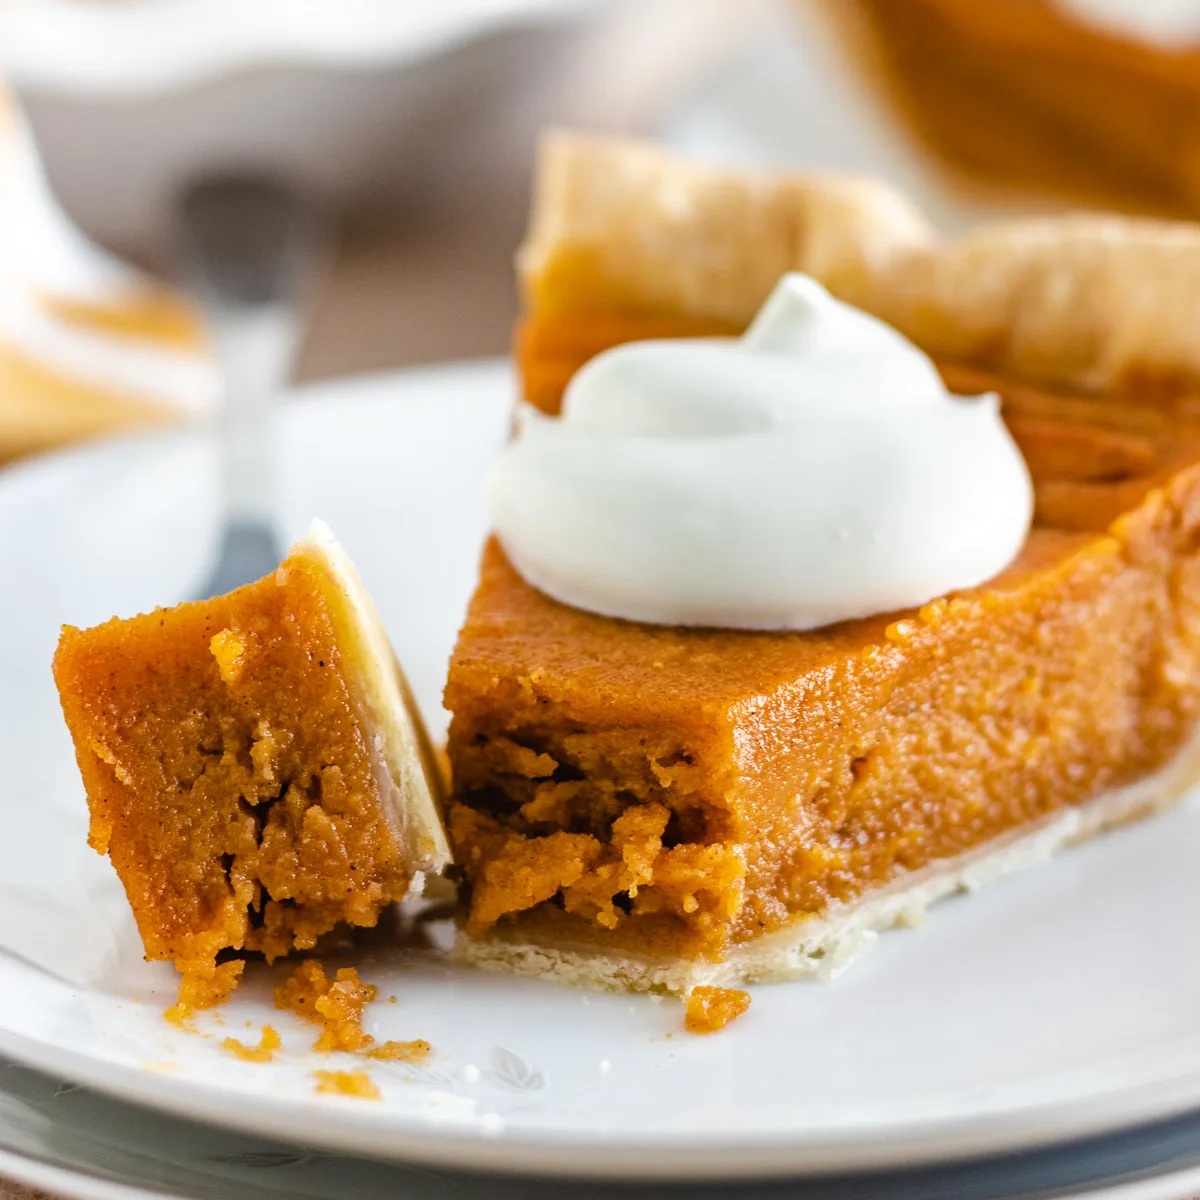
xmin=5 ymin=362 xmax=1200 ymax=1182
xmin=10 ymin=1057 xmax=1200 ymax=1200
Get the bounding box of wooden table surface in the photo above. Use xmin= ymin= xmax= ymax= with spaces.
xmin=295 ymin=201 xmax=520 ymax=386
xmin=4 ymin=1185 xmax=47 ymax=1200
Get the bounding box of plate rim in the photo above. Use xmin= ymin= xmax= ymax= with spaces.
xmin=0 ymin=1143 xmax=182 ymax=1200
xmin=8 ymin=1018 xmax=1200 ymax=1183
xmin=9 ymin=1074 xmax=1200 ymax=1200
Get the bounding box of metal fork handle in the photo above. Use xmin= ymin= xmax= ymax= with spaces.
xmin=177 ymin=175 xmax=318 ymax=595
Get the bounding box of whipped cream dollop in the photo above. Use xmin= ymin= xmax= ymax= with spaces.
xmin=490 ymin=274 xmax=1033 ymax=631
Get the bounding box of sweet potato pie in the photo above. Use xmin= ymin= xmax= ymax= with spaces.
xmin=443 ymin=133 xmax=1200 ymax=992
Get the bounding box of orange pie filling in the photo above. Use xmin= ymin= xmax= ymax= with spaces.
xmin=445 ymin=305 xmax=1200 ymax=966
xmin=53 ymin=541 xmax=424 ymax=1003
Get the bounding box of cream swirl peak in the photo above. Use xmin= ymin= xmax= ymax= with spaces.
xmin=489 ymin=274 xmax=1033 ymax=631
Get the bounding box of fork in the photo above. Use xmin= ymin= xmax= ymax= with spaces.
xmin=177 ymin=175 xmax=320 ymax=598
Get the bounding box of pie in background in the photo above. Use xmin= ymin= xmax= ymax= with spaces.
xmin=813 ymin=0 xmax=1200 ymax=221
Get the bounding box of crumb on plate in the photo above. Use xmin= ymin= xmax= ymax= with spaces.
xmin=222 ymin=1025 xmax=282 ymax=1063
xmin=164 ymin=960 xmax=245 ymax=1026
xmin=313 ymin=1069 xmax=381 ymax=1100
xmin=275 ymin=959 xmax=432 ymax=1064
xmin=684 ymin=986 xmax=750 ymax=1034
xmin=366 ymin=1039 xmax=431 ymax=1063
xmin=275 ymin=960 xmax=378 ymax=1052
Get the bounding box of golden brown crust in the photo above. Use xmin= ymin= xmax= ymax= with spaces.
xmin=866 ymin=216 xmax=1200 ymax=394
xmin=520 ymin=132 xmax=1200 ymax=396
xmin=518 ymin=130 xmax=933 ymax=327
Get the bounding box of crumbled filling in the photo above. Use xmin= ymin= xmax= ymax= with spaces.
xmin=222 ymin=1026 xmax=281 ymax=1062
xmin=684 ymin=986 xmax=751 ymax=1034
xmin=276 ymin=960 xmax=377 ymax=1052
xmin=165 ymin=960 xmax=245 ymax=1025
xmin=449 ymin=799 xmax=744 ymax=936
xmin=451 ymin=727 xmax=724 ymax=843
xmin=274 ymin=959 xmax=430 ymax=1063
xmin=313 ymin=1070 xmax=381 ymax=1099
xmin=367 ymin=1039 xmax=432 ymax=1063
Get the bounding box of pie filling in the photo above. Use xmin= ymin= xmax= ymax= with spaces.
xmin=447 ymin=705 xmax=744 ymax=961
xmin=54 ymin=539 xmax=419 ymax=987
xmin=445 ymin=306 xmax=1200 ymax=965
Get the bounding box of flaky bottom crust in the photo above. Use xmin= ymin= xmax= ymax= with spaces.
xmin=452 ymin=725 xmax=1200 ymax=994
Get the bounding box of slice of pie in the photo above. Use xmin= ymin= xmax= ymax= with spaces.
xmin=816 ymin=0 xmax=1200 ymax=219
xmin=54 ymin=521 xmax=449 ymax=1008
xmin=444 ymin=131 xmax=1200 ymax=993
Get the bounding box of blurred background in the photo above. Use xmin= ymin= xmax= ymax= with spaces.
xmin=1 ymin=0 xmax=1197 ymax=463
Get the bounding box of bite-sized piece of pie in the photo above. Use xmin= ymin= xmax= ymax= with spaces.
xmin=444 ymin=132 xmax=1200 ymax=994
xmin=816 ymin=0 xmax=1200 ymax=219
xmin=54 ymin=521 xmax=450 ymax=1007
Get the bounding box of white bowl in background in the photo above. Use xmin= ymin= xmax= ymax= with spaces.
xmin=0 ymin=0 xmax=754 ymax=270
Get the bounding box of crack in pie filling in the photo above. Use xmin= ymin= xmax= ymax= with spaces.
xmin=444 ymin=132 xmax=1200 ymax=993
